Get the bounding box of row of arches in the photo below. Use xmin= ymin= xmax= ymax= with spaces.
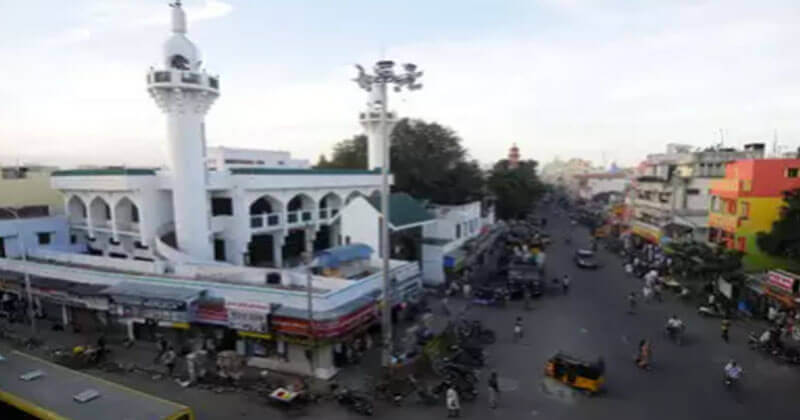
xmin=248 ymin=191 xmax=369 ymax=216
xmin=66 ymin=195 xmax=140 ymax=232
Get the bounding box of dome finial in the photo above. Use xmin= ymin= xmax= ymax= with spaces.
xmin=170 ymin=0 xmax=187 ymax=34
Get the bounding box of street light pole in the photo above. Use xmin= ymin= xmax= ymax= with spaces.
xmin=0 ymin=208 xmax=36 ymax=336
xmin=353 ymin=60 xmax=423 ymax=368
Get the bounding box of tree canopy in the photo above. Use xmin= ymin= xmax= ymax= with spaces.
xmin=667 ymin=241 xmax=743 ymax=282
xmin=315 ymin=135 xmax=367 ymax=170
xmin=757 ymin=188 xmax=800 ymax=260
xmin=486 ymin=159 xmax=544 ymax=220
xmin=315 ymin=119 xmax=485 ymax=205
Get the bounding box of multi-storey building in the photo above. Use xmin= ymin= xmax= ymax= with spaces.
xmin=708 ymin=158 xmax=800 ymax=270
xmin=631 ymin=143 xmax=764 ymax=243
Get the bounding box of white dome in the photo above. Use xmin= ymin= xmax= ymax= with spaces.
xmin=163 ymin=33 xmax=200 ymax=71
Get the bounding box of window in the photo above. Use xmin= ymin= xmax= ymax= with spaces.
xmin=70 ymin=234 xmax=77 ymax=244
xmin=787 ymin=168 xmax=799 ymax=178
xmin=740 ymin=201 xmax=750 ymax=219
xmin=737 ymin=237 xmax=747 ymax=252
xmin=131 ymin=205 xmax=139 ymax=223
xmin=37 ymin=232 xmax=51 ymax=245
xmin=345 ymin=236 xmax=351 ymax=245
xmin=455 ymin=224 xmax=461 ymax=239
xmin=686 ymin=189 xmax=700 ymax=195
xmin=104 ymin=203 xmax=111 ymax=220
xmin=710 ymin=196 xmax=719 ymax=212
xmin=726 ymin=200 xmax=737 ymax=215
xmin=211 ymin=197 xmax=233 ymax=216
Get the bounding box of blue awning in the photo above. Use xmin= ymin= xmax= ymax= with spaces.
xmin=315 ymin=244 xmax=374 ymax=268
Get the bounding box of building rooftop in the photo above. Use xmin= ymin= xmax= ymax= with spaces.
xmin=52 ymin=168 xmax=157 ymax=177
xmin=231 ymin=168 xmax=380 ymax=175
xmin=366 ymin=192 xmax=436 ymax=229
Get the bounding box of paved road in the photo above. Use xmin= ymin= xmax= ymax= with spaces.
xmin=12 ymin=208 xmax=798 ymax=419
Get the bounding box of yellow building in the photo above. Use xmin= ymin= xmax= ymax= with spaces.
xmin=0 ymin=166 xmax=64 ymax=216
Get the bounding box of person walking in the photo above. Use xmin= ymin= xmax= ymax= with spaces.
xmin=154 ymin=335 xmax=168 ymax=363
xmin=446 ymin=383 xmax=460 ymax=417
xmin=627 ymin=292 xmax=637 ymax=314
xmin=635 ymin=340 xmax=651 ymax=370
xmin=162 ymin=346 xmax=177 ymax=376
xmin=513 ymin=317 xmax=523 ymax=343
xmin=488 ymin=371 xmax=500 ymax=409
xmin=721 ymin=318 xmax=731 ymax=343
xmin=561 ymin=275 xmax=570 ymax=295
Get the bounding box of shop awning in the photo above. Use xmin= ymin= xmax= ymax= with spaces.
xmin=101 ymin=282 xmax=205 ymax=302
xmin=315 ymin=244 xmax=373 ymax=268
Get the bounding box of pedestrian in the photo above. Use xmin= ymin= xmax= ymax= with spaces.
xmin=721 ymin=318 xmax=731 ymax=343
xmin=513 ymin=317 xmax=523 ymax=342
xmin=562 ymin=275 xmax=570 ymax=295
xmin=635 ymin=339 xmax=651 ymax=370
xmin=446 ymin=383 xmax=460 ymax=417
xmin=154 ymin=335 xmax=168 ymax=363
xmin=463 ymin=282 xmax=472 ymax=299
xmin=642 ymin=285 xmax=652 ymax=302
xmin=162 ymin=346 xmax=177 ymax=376
xmin=488 ymin=371 xmax=500 ymax=409
xmin=627 ymin=292 xmax=637 ymax=314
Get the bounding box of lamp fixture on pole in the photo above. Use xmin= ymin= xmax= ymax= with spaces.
xmin=353 ymin=60 xmax=422 ymax=369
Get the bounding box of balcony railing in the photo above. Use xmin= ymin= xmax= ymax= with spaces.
xmin=250 ymin=213 xmax=282 ymax=229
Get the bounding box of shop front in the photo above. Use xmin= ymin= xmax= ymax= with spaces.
xmin=763 ymin=270 xmax=800 ymax=311
xmin=102 ymin=282 xmax=206 ymax=344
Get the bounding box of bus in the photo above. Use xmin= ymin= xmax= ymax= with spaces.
xmin=0 ymin=345 xmax=193 ymax=420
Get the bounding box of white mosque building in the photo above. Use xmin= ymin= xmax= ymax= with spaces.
xmin=0 ymin=2 xmax=490 ymax=378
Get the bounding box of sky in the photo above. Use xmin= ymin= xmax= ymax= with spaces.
xmin=1 ymin=0 xmax=799 ymax=169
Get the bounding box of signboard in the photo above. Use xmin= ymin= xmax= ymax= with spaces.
xmin=112 ymin=295 xmax=186 ymax=311
xmin=226 ymin=301 xmax=270 ymax=333
xmin=767 ymin=270 xmax=798 ymax=294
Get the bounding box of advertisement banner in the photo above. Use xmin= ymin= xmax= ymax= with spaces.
xmin=768 ymin=270 xmax=797 ymax=293
xmin=226 ymin=301 xmax=270 ymax=333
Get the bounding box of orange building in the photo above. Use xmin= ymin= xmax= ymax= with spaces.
xmin=708 ymin=158 xmax=800 ymax=270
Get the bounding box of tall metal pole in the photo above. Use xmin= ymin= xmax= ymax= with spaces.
xmin=304 ymin=247 xmax=315 ymax=376
xmin=379 ymin=80 xmax=393 ymax=369
xmin=353 ymin=60 xmax=422 ymax=369
xmin=1 ymin=208 xmax=36 ymax=336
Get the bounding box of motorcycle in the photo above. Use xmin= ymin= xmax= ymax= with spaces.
xmin=335 ymin=387 xmax=374 ymax=416
xmin=697 ymin=304 xmax=727 ymax=318
xmin=664 ymin=324 xmax=685 ymax=346
xmin=472 ymin=286 xmax=510 ymax=308
xmin=407 ymin=375 xmax=439 ymax=406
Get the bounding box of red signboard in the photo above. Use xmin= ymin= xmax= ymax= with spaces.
xmin=768 ymin=270 xmax=798 ymax=293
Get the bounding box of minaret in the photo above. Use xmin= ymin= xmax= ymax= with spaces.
xmin=359 ymin=62 xmax=398 ymax=170
xmin=147 ymin=1 xmax=219 ymax=260
xmin=508 ymin=143 xmax=520 ymax=169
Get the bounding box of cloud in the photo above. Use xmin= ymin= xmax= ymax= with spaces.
xmin=41 ymin=27 xmax=92 ymax=47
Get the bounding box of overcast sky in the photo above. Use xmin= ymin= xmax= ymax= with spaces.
xmin=1 ymin=0 xmax=799 ymax=169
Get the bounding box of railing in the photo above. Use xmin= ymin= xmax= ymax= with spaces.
xmin=147 ymin=69 xmax=219 ymax=92
xmin=115 ymin=222 xmax=140 ymax=233
xmin=318 ymin=208 xmax=340 ymax=221
xmin=250 ymin=213 xmax=282 ymax=229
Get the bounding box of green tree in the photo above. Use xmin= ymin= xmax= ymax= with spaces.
xmin=757 ymin=188 xmax=800 ymax=260
xmin=487 ymin=159 xmax=543 ymax=220
xmin=316 ymin=119 xmax=485 ymax=205
xmin=315 ymin=135 xmax=367 ymax=169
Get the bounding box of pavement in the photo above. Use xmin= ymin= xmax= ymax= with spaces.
xmin=3 ymin=206 xmax=800 ymax=419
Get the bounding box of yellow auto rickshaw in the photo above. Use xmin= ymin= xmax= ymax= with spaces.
xmin=544 ymin=352 xmax=605 ymax=395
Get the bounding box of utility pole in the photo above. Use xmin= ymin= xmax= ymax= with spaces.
xmin=353 ymin=60 xmax=423 ymax=369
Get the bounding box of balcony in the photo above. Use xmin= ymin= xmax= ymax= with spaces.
xmin=318 ymin=208 xmax=340 ymax=222
xmin=147 ymin=69 xmax=219 ymax=94
xmin=708 ymin=212 xmax=740 ymax=232
xmin=250 ymin=213 xmax=282 ymax=230
xmin=710 ymin=178 xmax=751 ymax=197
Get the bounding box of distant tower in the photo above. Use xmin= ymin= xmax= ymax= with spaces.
xmin=508 ymin=143 xmax=520 ymax=169
xmin=359 ymin=63 xmax=398 ymax=170
xmin=147 ymin=1 xmax=219 ymax=260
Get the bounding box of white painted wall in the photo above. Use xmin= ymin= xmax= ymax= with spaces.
xmin=29 ymin=248 xmax=166 ymax=274
xmin=339 ymin=196 xmax=380 ymax=259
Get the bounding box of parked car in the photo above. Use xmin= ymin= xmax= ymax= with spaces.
xmin=574 ymin=249 xmax=600 ymax=269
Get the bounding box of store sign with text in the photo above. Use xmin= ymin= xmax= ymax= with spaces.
xmin=767 ymin=270 xmax=798 ymax=294
xmin=226 ymin=301 xmax=270 ymax=333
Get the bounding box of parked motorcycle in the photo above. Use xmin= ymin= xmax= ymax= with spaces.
xmin=697 ymin=304 xmax=727 ymax=318
xmin=335 ymin=387 xmax=374 ymax=416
